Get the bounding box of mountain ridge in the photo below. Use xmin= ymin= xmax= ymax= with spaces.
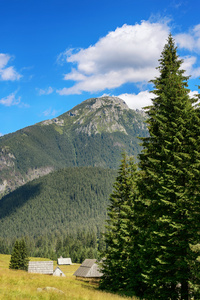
xmin=0 ymin=96 xmax=148 ymax=197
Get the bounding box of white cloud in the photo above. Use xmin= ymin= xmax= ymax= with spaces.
xmin=189 ymin=90 xmax=199 ymax=106
xmin=0 ymin=53 xmax=21 ymax=81
xmin=0 ymin=53 xmax=10 ymax=69
xmin=57 ymin=20 xmax=169 ymax=95
xmin=175 ymin=33 xmax=195 ymax=51
xmin=0 ymin=92 xmax=21 ymax=106
xmin=37 ymin=86 xmax=54 ymax=95
xmin=175 ymin=24 xmax=200 ymax=52
xmin=189 ymin=90 xmax=199 ymax=98
xmin=175 ymin=24 xmax=200 ymax=78
xmin=180 ymin=55 xmax=200 ymax=78
xmin=117 ymin=91 xmax=155 ymax=110
xmin=117 ymin=90 xmax=199 ymax=110
xmin=42 ymin=107 xmax=57 ymax=117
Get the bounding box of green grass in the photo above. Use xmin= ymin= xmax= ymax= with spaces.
xmin=0 ymin=254 xmax=138 ymax=300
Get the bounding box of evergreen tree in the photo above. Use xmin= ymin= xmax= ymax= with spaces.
xmin=137 ymin=34 xmax=200 ymax=299
xmin=100 ymin=153 xmax=139 ymax=291
xmin=98 ymin=231 xmax=106 ymax=253
xmin=9 ymin=240 xmax=20 ymax=270
xmin=9 ymin=239 xmax=29 ymax=271
xmin=18 ymin=239 xmax=29 ymax=271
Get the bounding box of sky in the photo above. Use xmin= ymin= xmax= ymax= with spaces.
xmin=1 ymin=0 xmax=200 ymax=136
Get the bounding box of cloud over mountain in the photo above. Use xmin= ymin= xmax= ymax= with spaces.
xmin=118 ymin=91 xmax=155 ymax=110
xmin=57 ymin=21 xmax=170 ymax=95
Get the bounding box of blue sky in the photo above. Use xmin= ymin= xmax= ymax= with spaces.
xmin=0 ymin=0 xmax=200 ymax=135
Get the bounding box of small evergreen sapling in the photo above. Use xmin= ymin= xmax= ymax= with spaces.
xmin=9 ymin=240 xmax=20 ymax=270
xmin=9 ymin=239 xmax=29 ymax=271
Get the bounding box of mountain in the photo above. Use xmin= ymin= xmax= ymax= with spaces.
xmin=0 ymin=166 xmax=117 ymax=239
xmin=0 ymin=96 xmax=148 ymax=197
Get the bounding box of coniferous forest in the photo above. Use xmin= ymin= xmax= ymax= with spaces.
xmin=100 ymin=35 xmax=200 ymax=299
xmin=0 ymin=167 xmax=116 ymax=262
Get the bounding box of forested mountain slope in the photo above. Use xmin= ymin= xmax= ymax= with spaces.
xmin=0 ymin=167 xmax=117 ymax=240
xmin=0 ymin=96 xmax=148 ymax=197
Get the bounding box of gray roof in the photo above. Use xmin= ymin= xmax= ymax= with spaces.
xmin=81 ymin=259 xmax=97 ymax=267
xmin=57 ymin=257 xmax=72 ymax=265
xmin=28 ymin=261 xmax=53 ymax=275
xmin=73 ymin=259 xmax=103 ymax=278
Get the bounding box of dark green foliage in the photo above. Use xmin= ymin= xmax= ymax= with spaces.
xmin=9 ymin=240 xmax=20 ymax=270
xmin=100 ymin=35 xmax=200 ymax=300
xmin=137 ymin=34 xmax=200 ymax=299
xmin=2 ymin=230 xmax=102 ymax=264
xmin=9 ymin=239 xmax=29 ymax=271
xmin=0 ymin=167 xmax=116 ymax=239
xmin=0 ymin=166 xmax=114 ymax=263
xmin=18 ymin=239 xmax=29 ymax=270
xmin=100 ymin=153 xmax=139 ymax=292
xmin=0 ymin=237 xmax=10 ymax=254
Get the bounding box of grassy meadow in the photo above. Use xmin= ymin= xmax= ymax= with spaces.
xmin=0 ymin=254 xmax=138 ymax=300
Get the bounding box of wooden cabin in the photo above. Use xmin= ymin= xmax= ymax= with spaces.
xmin=53 ymin=266 xmax=66 ymax=277
xmin=73 ymin=259 xmax=103 ymax=281
xmin=57 ymin=256 xmax=72 ymax=265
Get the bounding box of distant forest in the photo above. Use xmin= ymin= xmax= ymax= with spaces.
xmin=0 ymin=166 xmax=117 ymax=262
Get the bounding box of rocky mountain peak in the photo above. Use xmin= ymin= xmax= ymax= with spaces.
xmin=84 ymin=96 xmax=129 ymax=111
xmin=67 ymin=96 xmax=129 ymax=115
xmin=65 ymin=96 xmax=130 ymax=136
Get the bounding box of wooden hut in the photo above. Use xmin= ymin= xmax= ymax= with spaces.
xmin=73 ymin=259 xmax=103 ymax=281
xmin=53 ymin=266 xmax=66 ymax=277
xmin=57 ymin=256 xmax=72 ymax=265
xmin=28 ymin=261 xmax=53 ymax=275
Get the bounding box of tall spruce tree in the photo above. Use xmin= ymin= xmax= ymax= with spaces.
xmin=100 ymin=153 xmax=139 ymax=291
xmin=138 ymin=34 xmax=200 ymax=299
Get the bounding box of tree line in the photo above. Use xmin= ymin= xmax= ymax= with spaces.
xmin=0 ymin=230 xmax=106 ymax=264
xmin=100 ymin=35 xmax=200 ymax=300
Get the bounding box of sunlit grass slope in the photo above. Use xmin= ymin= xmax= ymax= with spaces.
xmin=0 ymin=254 xmax=138 ymax=300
